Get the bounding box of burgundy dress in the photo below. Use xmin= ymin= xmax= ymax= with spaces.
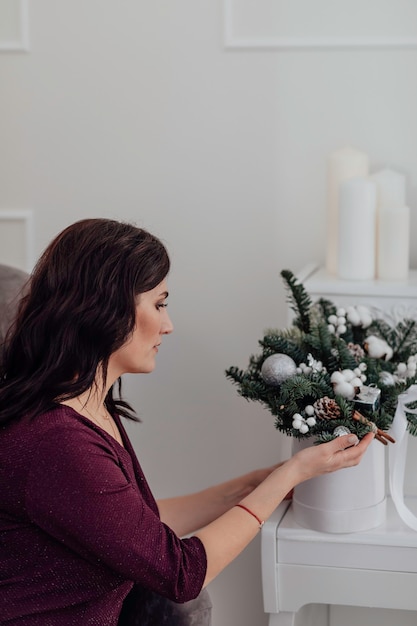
xmin=0 ymin=406 xmax=207 ymax=625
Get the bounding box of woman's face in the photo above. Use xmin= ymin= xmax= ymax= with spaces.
xmin=108 ymin=279 xmax=173 ymax=379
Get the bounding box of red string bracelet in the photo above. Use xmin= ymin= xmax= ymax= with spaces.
xmin=235 ymin=504 xmax=265 ymax=530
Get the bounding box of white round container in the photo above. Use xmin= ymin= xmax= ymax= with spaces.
xmin=292 ymin=438 xmax=386 ymax=533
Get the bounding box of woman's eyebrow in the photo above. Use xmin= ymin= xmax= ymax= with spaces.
xmin=159 ymin=291 xmax=169 ymax=298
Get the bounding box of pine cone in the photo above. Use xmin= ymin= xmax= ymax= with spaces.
xmin=313 ymin=396 xmax=341 ymax=420
xmin=347 ymin=342 xmax=365 ymax=362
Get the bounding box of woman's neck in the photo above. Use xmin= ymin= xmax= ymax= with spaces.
xmin=60 ymin=388 xmax=124 ymax=448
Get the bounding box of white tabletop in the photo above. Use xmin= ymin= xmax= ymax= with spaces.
xmin=298 ymin=263 xmax=417 ymax=299
xmin=275 ymin=497 xmax=417 ymax=572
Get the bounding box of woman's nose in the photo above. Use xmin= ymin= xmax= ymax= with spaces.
xmin=162 ymin=311 xmax=174 ymax=335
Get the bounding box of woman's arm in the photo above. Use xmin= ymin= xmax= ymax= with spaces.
xmin=195 ymin=432 xmax=374 ymax=587
xmin=157 ymin=464 xmax=286 ymax=536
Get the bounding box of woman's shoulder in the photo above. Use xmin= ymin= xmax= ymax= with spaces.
xmin=7 ymin=404 xmax=94 ymax=438
xmin=35 ymin=404 xmax=90 ymax=430
xmin=1 ymin=404 xmax=121 ymax=464
xmin=34 ymin=405 xmax=125 ymax=450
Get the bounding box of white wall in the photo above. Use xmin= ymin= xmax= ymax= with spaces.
xmin=1 ymin=2 xmax=417 ymax=625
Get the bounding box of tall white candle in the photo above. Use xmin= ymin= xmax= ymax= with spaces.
xmin=337 ymin=177 xmax=377 ymax=281
xmin=326 ymin=146 xmax=369 ymax=275
xmin=371 ymin=168 xmax=409 ymax=281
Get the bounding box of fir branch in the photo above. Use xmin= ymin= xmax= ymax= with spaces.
xmin=299 ymin=322 xmax=339 ymax=372
xmin=279 ymin=375 xmax=331 ymax=414
xmin=368 ymin=319 xmax=396 ymax=346
xmin=361 ymin=355 xmax=384 ymax=387
xmin=393 ymin=319 xmax=417 ymax=361
xmin=238 ymin=379 xmax=272 ymax=403
xmin=310 ymin=370 xmax=334 ymax=396
xmin=376 ymin=407 xmax=395 ymax=433
xmin=334 ymin=395 xmax=353 ymax=419
xmin=225 ymin=366 xmax=248 ymax=387
xmin=406 ymin=411 xmax=417 ymax=437
xmin=315 ymin=431 xmax=335 ymax=444
xmin=280 ymin=269 xmax=312 ymax=334
xmin=314 ymin=298 xmax=336 ymax=321
xmin=331 ymin=336 xmax=358 ymax=371
xmin=246 ymin=353 xmax=265 ymax=376
xmin=402 ymin=397 xmax=417 ymax=435
xmin=226 ymin=268 xmax=417 ymax=441
xmin=259 ymin=332 xmax=305 ymax=364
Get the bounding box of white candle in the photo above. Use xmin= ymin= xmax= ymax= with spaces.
xmin=326 ymin=146 xmax=369 ymax=275
xmin=371 ymin=168 xmax=406 ymax=208
xmin=337 ymin=177 xmax=377 ymax=281
xmin=377 ymin=206 xmax=410 ymax=281
xmin=371 ymin=168 xmax=409 ymax=281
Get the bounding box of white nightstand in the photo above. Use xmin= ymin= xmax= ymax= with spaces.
xmin=261 ymin=497 xmax=417 ymax=626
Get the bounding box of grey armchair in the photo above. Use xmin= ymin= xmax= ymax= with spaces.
xmin=118 ymin=586 xmax=212 ymax=626
xmin=0 ymin=263 xmax=29 ymax=345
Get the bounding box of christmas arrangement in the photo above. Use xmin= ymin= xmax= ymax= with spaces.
xmin=226 ymin=270 xmax=417 ymax=444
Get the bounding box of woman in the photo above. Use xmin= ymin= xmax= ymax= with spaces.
xmin=0 ymin=219 xmax=374 ymax=625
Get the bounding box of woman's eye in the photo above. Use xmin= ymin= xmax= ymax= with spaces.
xmin=156 ymin=303 xmax=168 ymax=310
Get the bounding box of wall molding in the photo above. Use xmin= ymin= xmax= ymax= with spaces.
xmin=0 ymin=209 xmax=34 ymax=272
xmin=0 ymin=0 xmax=29 ymax=52
xmin=223 ymin=0 xmax=417 ymax=51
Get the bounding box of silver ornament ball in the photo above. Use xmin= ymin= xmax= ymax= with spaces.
xmin=333 ymin=426 xmax=351 ymax=437
xmin=261 ymin=354 xmax=297 ymax=387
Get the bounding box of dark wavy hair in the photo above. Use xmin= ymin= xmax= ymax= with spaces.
xmin=0 ymin=218 xmax=170 ymax=425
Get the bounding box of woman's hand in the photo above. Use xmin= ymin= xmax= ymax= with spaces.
xmin=286 ymin=431 xmax=375 ymax=485
xmin=196 ymin=432 xmax=374 ymax=587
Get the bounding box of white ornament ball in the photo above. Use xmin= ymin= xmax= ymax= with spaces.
xmin=304 ymin=405 xmax=315 ymax=416
xmin=379 ymin=371 xmax=396 ymax=386
xmin=299 ymin=423 xmax=309 ymax=434
xmin=330 ymin=371 xmax=345 ymax=384
xmin=350 ymin=376 xmax=363 ymax=388
xmin=306 ymin=417 xmax=316 ymax=427
xmin=261 ymin=354 xmax=297 ymax=386
xmin=341 ymin=369 xmax=355 ymax=382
